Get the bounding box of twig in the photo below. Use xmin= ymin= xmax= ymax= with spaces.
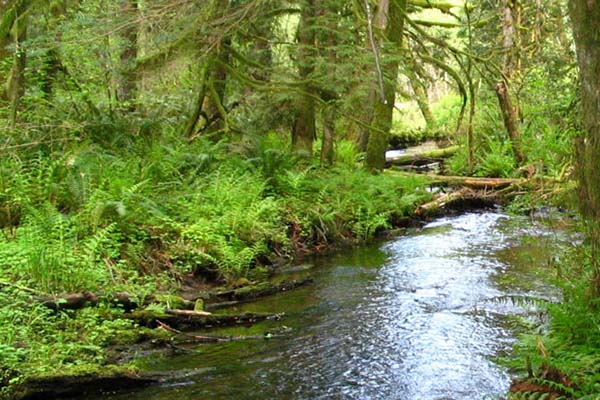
xmin=0 ymin=280 xmax=46 ymax=295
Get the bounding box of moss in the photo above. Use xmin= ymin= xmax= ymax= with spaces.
xmin=193 ymin=299 xmax=204 ymax=311
xmin=11 ymin=365 xmax=157 ymax=400
xmin=154 ymin=294 xmax=190 ymax=310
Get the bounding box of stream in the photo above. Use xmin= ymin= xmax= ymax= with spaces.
xmin=94 ymin=211 xmax=566 ymax=400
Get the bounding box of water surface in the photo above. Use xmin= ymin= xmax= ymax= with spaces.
xmin=95 ymin=212 xmax=564 ymax=400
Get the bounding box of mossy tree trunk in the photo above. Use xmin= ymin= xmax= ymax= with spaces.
xmin=0 ymin=0 xmax=29 ymax=104
xmin=186 ymin=0 xmax=230 ymax=137
xmin=321 ymin=106 xmax=335 ymax=166
xmin=405 ymin=49 xmax=435 ymax=130
xmin=117 ymin=0 xmax=138 ymax=110
xmin=318 ymin=1 xmax=337 ymax=167
xmin=569 ymin=0 xmax=600 ymax=297
xmin=495 ymin=0 xmax=525 ymax=166
xmin=202 ymin=38 xmax=231 ymax=135
xmin=292 ymin=0 xmax=317 ymax=155
xmin=365 ymin=0 xmax=406 ymax=170
xmin=39 ymin=1 xmax=68 ymax=100
xmin=7 ymin=14 xmax=26 ymax=128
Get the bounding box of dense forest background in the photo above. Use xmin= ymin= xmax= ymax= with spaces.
xmin=1 ymin=0 xmax=600 ymax=398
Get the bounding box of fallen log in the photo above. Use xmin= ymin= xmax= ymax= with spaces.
xmin=36 ymin=292 xmax=194 ymax=312
xmin=35 ymin=279 xmax=312 ymax=312
xmin=129 ymin=310 xmax=284 ymax=330
xmin=209 ymin=278 xmax=314 ymax=303
xmin=13 ymin=369 xmax=160 ymax=400
xmin=423 ymin=174 xmax=527 ymax=189
xmin=415 ymin=188 xmax=501 ymax=218
xmin=38 ymin=292 xmax=99 ymax=310
xmin=387 ymin=170 xmax=529 ymax=189
xmin=386 ymin=145 xmax=459 ymax=166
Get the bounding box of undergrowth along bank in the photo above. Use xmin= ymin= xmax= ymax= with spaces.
xmin=506 ymin=240 xmax=600 ymax=399
xmin=0 ymin=132 xmax=431 ymax=396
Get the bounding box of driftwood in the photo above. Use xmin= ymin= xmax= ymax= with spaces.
xmin=386 ymin=145 xmax=459 ymax=166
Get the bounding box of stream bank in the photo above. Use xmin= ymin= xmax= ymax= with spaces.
xmin=68 ymin=211 xmax=569 ymax=399
xmin=3 ymin=142 xmax=565 ymax=399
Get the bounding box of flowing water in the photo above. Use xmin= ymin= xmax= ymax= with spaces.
xmin=96 ymin=211 xmax=567 ymax=400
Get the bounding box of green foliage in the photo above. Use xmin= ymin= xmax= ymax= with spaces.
xmin=335 ymin=140 xmax=360 ymax=168
xmin=431 ymin=94 xmax=463 ymax=133
xmin=475 ymin=139 xmax=516 ymax=178
xmin=0 ymin=125 xmax=434 ymax=394
xmin=508 ymin=244 xmax=600 ymax=399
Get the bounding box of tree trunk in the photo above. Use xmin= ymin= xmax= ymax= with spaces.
xmin=202 ymin=38 xmax=230 ymax=135
xmin=292 ymin=0 xmax=317 ymax=155
xmin=321 ymin=107 xmax=335 ymax=166
xmin=405 ymin=47 xmax=435 ymax=129
xmin=7 ymin=16 xmax=26 ymax=128
xmin=357 ymin=87 xmax=375 ymax=152
xmin=495 ymin=81 xmax=525 ymax=165
xmin=318 ymin=1 xmax=337 ymax=167
xmin=117 ymin=0 xmax=138 ymax=110
xmin=496 ymin=0 xmax=525 ymax=166
xmin=183 ymin=63 xmax=209 ymax=138
xmin=410 ymin=75 xmax=435 ymax=129
xmin=569 ymin=0 xmax=600 ymax=297
xmin=365 ymin=0 xmax=406 ymax=170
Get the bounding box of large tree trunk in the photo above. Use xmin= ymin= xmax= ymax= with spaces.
xmin=496 ymin=0 xmax=525 ymax=166
xmin=292 ymin=0 xmax=317 ymax=155
xmin=318 ymin=1 xmax=337 ymax=166
xmin=365 ymin=0 xmax=406 ymax=170
xmin=569 ymin=0 xmax=600 ymax=296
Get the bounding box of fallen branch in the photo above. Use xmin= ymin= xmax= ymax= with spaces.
xmin=0 ymin=280 xmax=45 ymax=295
xmin=165 ymin=309 xmax=212 ymax=317
xmin=156 ymin=320 xmax=283 ymax=343
xmin=156 ymin=320 xmax=225 ymax=343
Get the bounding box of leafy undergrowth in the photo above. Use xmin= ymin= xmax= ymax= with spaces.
xmin=0 ymin=133 xmax=431 ymax=397
xmin=506 ymin=245 xmax=600 ymax=400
